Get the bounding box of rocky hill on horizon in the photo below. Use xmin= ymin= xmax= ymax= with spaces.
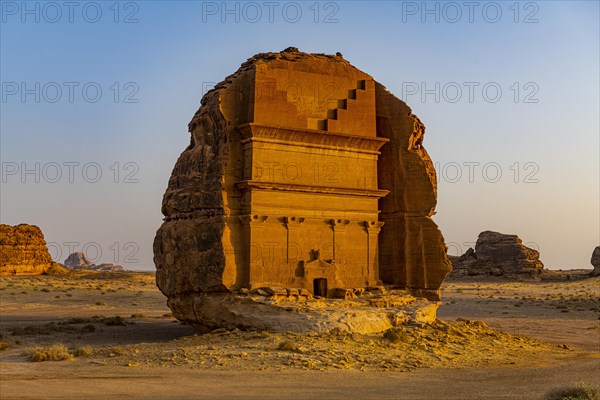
xmin=62 ymin=252 xmax=126 ymax=272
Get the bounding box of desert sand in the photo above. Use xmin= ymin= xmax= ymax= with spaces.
xmin=0 ymin=271 xmax=598 ymax=400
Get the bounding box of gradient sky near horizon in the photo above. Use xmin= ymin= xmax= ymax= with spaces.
xmin=1 ymin=1 xmax=598 ymax=270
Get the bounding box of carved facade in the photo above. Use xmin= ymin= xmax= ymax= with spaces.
xmin=154 ymin=49 xmax=451 ymax=322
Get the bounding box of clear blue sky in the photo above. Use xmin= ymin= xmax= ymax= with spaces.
xmin=1 ymin=1 xmax=598 ymax=270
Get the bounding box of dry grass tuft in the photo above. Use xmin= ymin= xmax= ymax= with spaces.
xmin=73 ymin=346 xmax=93 ymax=357
xmin=544 ymin=382 xmax=600 ymax=400
xmin=27 ymin=343 xmax=73 ymax=362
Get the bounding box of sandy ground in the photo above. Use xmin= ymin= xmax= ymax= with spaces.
xmin=0 ymin=272 xmax=598 ymax=400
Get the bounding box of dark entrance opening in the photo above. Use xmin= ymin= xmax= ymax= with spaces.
xmin=313 ymin=278 xmax=328 ymax=297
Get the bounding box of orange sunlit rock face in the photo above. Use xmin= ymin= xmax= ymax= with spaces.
xmin=0 ymin=224 xmax=63 ymax=275
xmin=153 ymin=48 xmax=451 ymax=323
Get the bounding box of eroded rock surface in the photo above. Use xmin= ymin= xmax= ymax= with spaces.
xmin=591 ymin=246 xmax=600 ymax=277
xmin=95 ymin=263 xmax=126 ymax=272
xmin=180 ymin=289 xmax=440 ymax=334
xmin=63 ymin=252 xmax=95 ymax=270
xmin=0 ymin=224 xmax=66 ymax=275
xmin=450 ymin=231 xmax=543 ymax=277
xmin=154 ymin=48 xmax=451 ymax=329
xmin=63 ymin=252 xmax=126 ymax=272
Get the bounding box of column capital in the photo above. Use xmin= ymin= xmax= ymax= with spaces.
xmin=284 ymin=216 xmax=305 ymax=227
xmin=363 ymin=220 xmax=384 ymax=233
xmin=239 ymin=214 xmax=269 ymax=225
xmin=329 ymin=218 xmax=350 ymax=231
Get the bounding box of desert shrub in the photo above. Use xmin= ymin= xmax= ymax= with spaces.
xmin=27 ymin=343 xmax=73 ymax=362
xmin=81 ymin=324 xmax=96 ymax=333
xmin=10 ymin=322 xmax=75 ymax=336
xmin=130 ymin=313 xmax=146 ymax=319
xmin=40 ymin=288 xmax=50 ymax=293
xmin=63 ymin=317 xmax=93 ymax=324
xmin=545 ymin=382 xmax=600 ymax=400
xmin=384 ymin=328 xmax=408 ymax=343
xmin=10 ymin=321 xmax=96 ymax=336
xmin=73 ymin=346 xmax=93 ymax=357
xmin=0 ymin=341 xmax=7 ymax=351
xmin=102 ymin=316 xmax=126 ymax=326
xmin=277 ymin=340 xmax=301 ymax=353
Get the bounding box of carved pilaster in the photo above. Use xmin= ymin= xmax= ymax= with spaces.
xmin=329 ymin=218 xmax=350 ymax=263
xmin=284 ymin=216 xmax=305 ymax=263
xmin=239 ymin=215 xmax=269 ymax=287
xmin=363 ymin=220 xmax=385 ymax=285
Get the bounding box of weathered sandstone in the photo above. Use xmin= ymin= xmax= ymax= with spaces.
xmin=591 ymin=246 xmax=600 ymax=277
xmin=94 ymin=263 xmax=126 ymax=272
xmin=63 ymin=252 xmax=95 ymax=270
xmin=154 ymin=48 xmax=451 ymax=328
xmin=178 ymin=289 xmax=439 ymax=334
xmin=63 ymin=252 xmax=125 ymax=272
xmin=0 ymin=224 xmax=66 ymax=275
xmin=450 ymin=231 xmax=543 ymax=277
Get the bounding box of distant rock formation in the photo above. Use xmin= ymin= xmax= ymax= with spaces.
xmin=63 ymin=252 xmax=126 ymax=272
xmin=0 ymin=224 xmax=68 ymax=275
xmin=591 ymin=247 xmax=600 ymax=277
xmin=63 ymin=252 xmax=95 ymax=269
xmin=450 ymin=231 xmax=543 ymax=277
xmin=95 ymin=263 xmax=126 ymax=272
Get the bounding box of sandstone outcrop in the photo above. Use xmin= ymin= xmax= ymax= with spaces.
xmin=0 ymin=224 xmax=67 ymax=275
xmin=95 ymin=263 xmax=126 ymax=272
xmin=591 ymin=246 xmax=600 ymax=277
xmin=63 ymin=252 xmax=95 ymax=269
xmin=186 ymin=289 xmax=439 ymax=334
xmin=450 ymin=231 xmax=543 ymax=277
xmin=154 ymin=48 xmax=451 ymax=329
xmin=62 ymin=252 xmax=125 ymax=272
